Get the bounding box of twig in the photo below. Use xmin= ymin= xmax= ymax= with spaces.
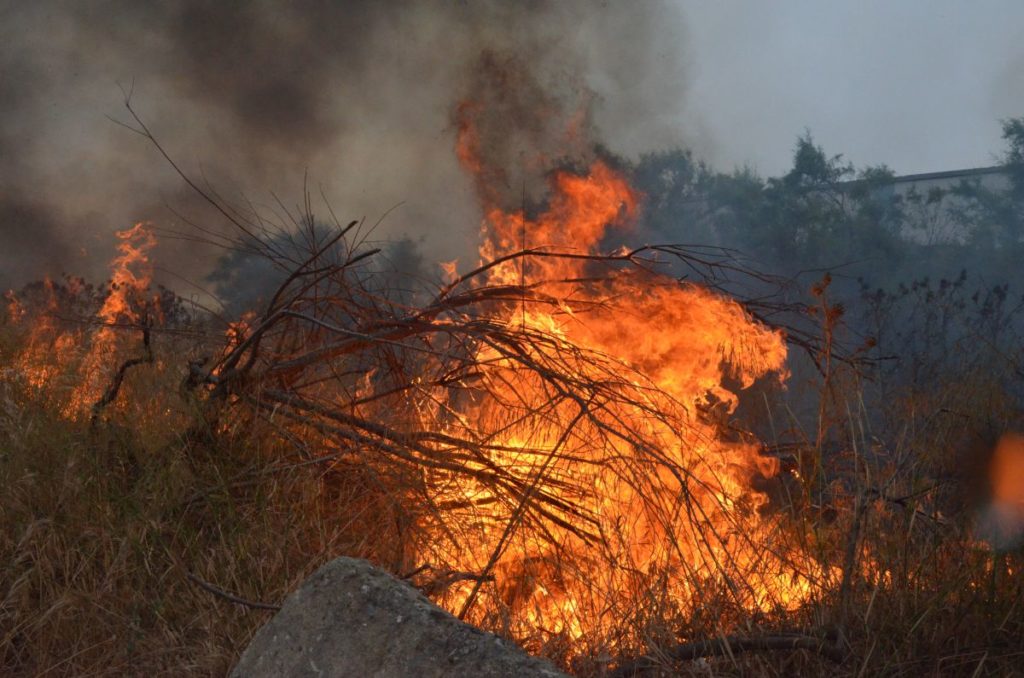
xmin=90 ymin=320 xmax=154 ymax=424
xmin=185 ymin=571 xmax=281 ymax=611
xmin=838 ymin=488 xmax=871 ymax=621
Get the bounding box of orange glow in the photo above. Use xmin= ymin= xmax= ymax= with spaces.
xmin=991 ymin=432 xmax=1024 ymax=506
xmin=64 ymin=223 xmax=155 ymax=417
xmin=11 ymin=224 xmax=155 ymax=418
xmin=979 ymin=432 xmax=1024 ymax=549
xmin=439 ymin=260 xmax=459 ymax=284
xmin=11 ymin=278 xmax=74 ymax=391
xmin=417 ymin=108 xmax=832 ymax=650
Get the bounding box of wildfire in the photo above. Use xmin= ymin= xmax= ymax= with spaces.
xmin=414 ymin=108 xmax=832 ymax=650
xmin=65 ymin=222 xmax=155 ymax=417
xmin=9 ymin=278 xmax=77 ymax=391
xmin=2 ymin=110 xmax=832 ymax=657
xmin=10 ymin=223 xmax=156 ymax=418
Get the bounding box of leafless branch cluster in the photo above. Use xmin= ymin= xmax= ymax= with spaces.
xmin=116 ymin=94 xmax=833 ymax=655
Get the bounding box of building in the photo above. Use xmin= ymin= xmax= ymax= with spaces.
xmin=860 ymin=166 xmax=1010 ymax=244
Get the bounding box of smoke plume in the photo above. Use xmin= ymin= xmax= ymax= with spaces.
xmin=0 ymin=1 xmax=693 ymax=292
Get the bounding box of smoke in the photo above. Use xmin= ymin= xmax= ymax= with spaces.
xmin=454 ymin=49 xmax=597 ymax=211
xmin=0 ymin=0 xmax=693 ymax=292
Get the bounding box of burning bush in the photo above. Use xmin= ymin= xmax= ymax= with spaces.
xmin=3 ymin=95 xmax=1024 ymax=677
xmin=149 ymin=138 xmax=850 ymax=668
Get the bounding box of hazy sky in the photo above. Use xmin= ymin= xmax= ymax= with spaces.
xmin=2 ymin=1 xmax=1023 ymax=287
xmin=681 ymin=1 xmax=1024 ymax=175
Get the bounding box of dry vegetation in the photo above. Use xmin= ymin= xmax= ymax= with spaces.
xmin=0 ymin=299 xmax=377 ymax=675
xmin=3 ymin=225 xmax=1023 ymax=678
xmin=2 ymin=116 xmax=1024 ymax=676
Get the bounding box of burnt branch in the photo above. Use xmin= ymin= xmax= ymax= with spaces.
xmin=90 ymin=318 xmax=154 ymax=424
xmin=185 ymin=571 xmax=281 ymax=612
xmin=121 ymin=106 xmax=847 ymax=657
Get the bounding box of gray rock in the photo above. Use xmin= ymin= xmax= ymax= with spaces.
xmin=232 ymin=557 xmax=568 ymax=678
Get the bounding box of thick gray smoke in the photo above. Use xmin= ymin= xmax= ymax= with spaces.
xmin=0 ymin=1 xmax=693 ymax=292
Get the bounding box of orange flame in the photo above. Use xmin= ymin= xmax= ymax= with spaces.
xmin=11 ymin=278 xmax=75 ymax=391
xmin=10 ymin=224 xmax=156 ymax=417
xmin=421 ymin=110 xmax=830 ymax=650
xmin=64 ymin=223 xmax=156 ymax=417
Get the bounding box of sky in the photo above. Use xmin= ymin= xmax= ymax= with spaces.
xmin=680 ymin=1 xmax=1024 ymax=176
xmin=1 ymin=1 xmax=1023 ymax=287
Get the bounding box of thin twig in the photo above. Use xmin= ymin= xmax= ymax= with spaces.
xmin=185 ymin=572 xmax=280 ymax=612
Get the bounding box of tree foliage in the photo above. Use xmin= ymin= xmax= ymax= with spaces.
xmin=625 ymin=125 xmax=1024 ymax=296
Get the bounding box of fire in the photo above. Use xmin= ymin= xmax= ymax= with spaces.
xmin=1 ymin=106 xmax=830 ymax=656
xmin=64 ymin=222 xmax=156 ymax=417
xmin=10 ymin=223 xmax=156 ymax=418
xmin=415 ymin=110 xmax=831 ymax=650
xmin=9 ymin=278 xmax=76 ymax=391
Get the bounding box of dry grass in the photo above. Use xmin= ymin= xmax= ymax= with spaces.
xmin=0 ymin=322 xmax=392 ymax=676
xmin=2 ymin=250 xmax=1023 ymax=677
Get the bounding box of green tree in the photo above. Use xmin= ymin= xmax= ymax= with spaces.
xmin=628 ymin=148 xmax=716 ymax=245
xmin=755 ymin=133 xmax=903 ymax=271
xmin=952 ymin=117 xmax=1024 ymax=249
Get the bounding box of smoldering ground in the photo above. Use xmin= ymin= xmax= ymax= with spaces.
xmin=0 ymin=0 xmax=694 ymax=294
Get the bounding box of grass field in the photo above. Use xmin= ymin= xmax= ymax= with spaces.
xmin=2 ymin=241 xmax=1023 ymax=677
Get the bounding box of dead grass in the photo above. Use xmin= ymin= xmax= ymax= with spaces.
xmin=1 ymin=265 xmax=1023 ymax=677
xmin=0 ymin=327 xmax=390 ymax=676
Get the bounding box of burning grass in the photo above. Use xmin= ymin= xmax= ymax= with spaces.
xmin=2 ymin=114 xmax=1024 ymax=676
xmin=3 ymin=206 xmax=1023 ymax=677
